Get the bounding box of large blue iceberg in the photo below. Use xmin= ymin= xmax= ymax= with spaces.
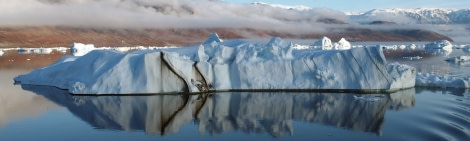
xmin=14 ymin=35 xmax=416 ymax=94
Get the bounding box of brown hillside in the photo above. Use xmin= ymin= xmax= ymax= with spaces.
xmin=0 ymin=26 xmax=453 ymax=48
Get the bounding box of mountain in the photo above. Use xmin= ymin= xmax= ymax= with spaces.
xmin=251 ymin=2 xmax=311 ymax=11
xmin=0 ymin=26 xmax=452 ymax=48
xmin=0 ymin=2 xmax=462 ymax=48
xmin=349 ymin=8 xmax=470 ymax=24
xmin=250 ymin=2 xmax=470 ymax=24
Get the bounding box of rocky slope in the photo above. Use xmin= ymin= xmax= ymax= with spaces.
xmin=0 ymin=26 xmax=452 ymax=48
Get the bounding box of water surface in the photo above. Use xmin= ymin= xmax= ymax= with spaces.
xmin=1 ymin=46 xmax=470 ymax=140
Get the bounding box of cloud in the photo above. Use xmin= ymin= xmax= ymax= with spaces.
xmin=2 ymin=0 xmax=468 ymax=41
xmin=0 ymin=0 xmax=350 ymax=33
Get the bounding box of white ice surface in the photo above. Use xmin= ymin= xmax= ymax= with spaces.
xmin=15 ymin=36 xmax=416 ymax=94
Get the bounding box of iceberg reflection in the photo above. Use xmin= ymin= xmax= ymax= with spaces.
xmin=21 ymin=85 xmax=416 ymax=137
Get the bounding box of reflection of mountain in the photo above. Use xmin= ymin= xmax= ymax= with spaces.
xmin=21 ymin=85 xmax=415 ymax=137
xmin=0 ymin=70 xmax=59 ymax=128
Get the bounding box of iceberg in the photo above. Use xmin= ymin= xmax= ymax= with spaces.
xmin=423 ymin=40 xmax=453 ymax=57
xmin=425 ymin=40 xmax=453 ymax=50
xmin=416 ymin=73 xmax=470 ymax=89
xmin=408 ymin=44 xmax=417 ymax=50
xmin=71 ymin=43 xmax=95 ymax=56
xmin=14 ymin=36 xmax=416 ymax=94
xmin=312 ymin=36 xmax=333 ymax=50
xmin=312 ymin=37 xmax=351 ymax=50
xmin=334 ymin=38 xmax=352 ymax=50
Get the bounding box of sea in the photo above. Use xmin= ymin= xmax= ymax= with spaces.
xmin=0 ymin=42 xmax=469 ymax=141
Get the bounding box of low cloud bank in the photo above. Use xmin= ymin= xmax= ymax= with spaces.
xmin=0 ymin=0 xmax=348 ymax=33
xmin=1 ymin=0 xmax=468 ymax=41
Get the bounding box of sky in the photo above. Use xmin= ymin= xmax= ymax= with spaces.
xmin=224 ymin=0 xmax=470 ymax=12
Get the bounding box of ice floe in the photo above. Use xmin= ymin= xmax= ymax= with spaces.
xmin=416 ymin=73 xmax=470 ymax=89
xmin=403 ymin=56 xmax=423 ymax=60
xmin=15 ymin=47 xmax=67 ymax=54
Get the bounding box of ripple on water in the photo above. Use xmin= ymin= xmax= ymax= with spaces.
xmin=404 ymin=89 xmax=470 ymax=141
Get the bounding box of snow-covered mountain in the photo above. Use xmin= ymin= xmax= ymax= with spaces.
xmin=251 ymin=2 xmax=311 ymax=11
xmin=250 ymin=2 xmax=470 ymax=24
xmin=349 ymin=8 xmax=470 ymax=24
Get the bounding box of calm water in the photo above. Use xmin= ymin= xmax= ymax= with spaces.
xmin=1 ymin=46 xmax=470 ymax=140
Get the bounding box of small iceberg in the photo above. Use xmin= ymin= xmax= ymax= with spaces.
xmin=312 ymin=36 xmax=351 ymax=50
xmin=312 ymin=36 xmax=333 ymax=50
xmin=416 ymin=73 xmax=470 ymax=89
xmin=425 ymin=40 xmax=453 ymax=50
xmin=71 ymin=43 xmax=95 ymax=56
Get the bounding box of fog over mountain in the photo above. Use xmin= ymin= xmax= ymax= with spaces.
xmin=0 ymin=0 xmax=468 ymax=46
xmin=0 ymin=0 xmax=349 ymax=33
